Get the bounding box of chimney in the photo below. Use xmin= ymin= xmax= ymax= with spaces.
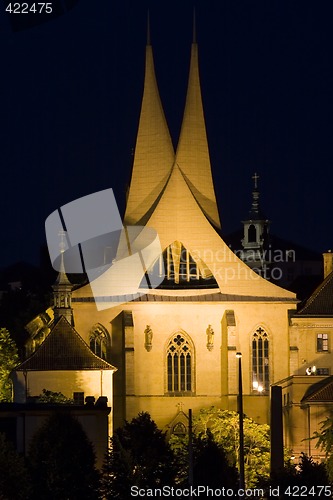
xmin=323 ymin=250 xmax=333 ymax=279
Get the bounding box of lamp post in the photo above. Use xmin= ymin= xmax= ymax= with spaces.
xmin=236 ymin=352 xmax=245 ymax=495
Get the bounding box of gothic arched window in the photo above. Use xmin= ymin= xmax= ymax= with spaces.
xmin=89 ymin=324 xmax=110 ymax=360
xmin=167 ymin=333 xmax=193 ymax=393
xmin=172 ymin=422 xmax=187 ymax=437
xmin=252 ymin=327 xmax=269 ymax=392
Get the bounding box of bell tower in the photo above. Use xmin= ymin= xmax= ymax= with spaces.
xmin=241 ymin=173 xmax=270 ymax=275
xmin=52 ymin=231 xmax=73 ymax=325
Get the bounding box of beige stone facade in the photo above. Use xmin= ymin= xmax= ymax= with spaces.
xmin=71 ymin=37 xmax=300 ymax=437
xmin=19 ymin=34 xmax=333 ymax=464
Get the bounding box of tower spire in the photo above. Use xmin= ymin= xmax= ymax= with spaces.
xmin=175 ymin=37 xmax=220 ymax=228
xmin=52 ymin=231 xmax=73 ymax=325
xmin=250 ymin=172 xmax=260 ymax=216
xmin=193 ymin=7 xmax=196 ymax=44
xmin=241 ymin=174 xmax=270 ymax=273
xmin=147 ymin=10 xmax=151 ymax=46
xmin=124 ymin=26 xmax=174 ymax=226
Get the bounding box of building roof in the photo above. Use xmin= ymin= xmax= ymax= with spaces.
xmin=16 ymin=316 xmax=116 ymax=371
xmin=175 ymin=43 xmax=220 ymax=228
xmin=297 ymin=271 xmax=333 ymax=317
xmin=124 ymin=42 xmax=174 ymax=226
xmin=225 ymin=230 xmax=322 ymax=262
xmin=73 ymin=291 xmax=295 ymax=304
xmin=302 ymin=376 xmax=333 ymax=403
xmin=124 ymin=38 xmax=220 ymax=229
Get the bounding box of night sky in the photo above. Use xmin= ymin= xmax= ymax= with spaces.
xmin=1 ymin=0 xmax=333 ymax=269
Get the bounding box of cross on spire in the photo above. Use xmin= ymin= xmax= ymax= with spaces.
xmin=252 ymin=172 xmax=259 ymax=190
xmin=176 ymin=402 xmax=184 ymax=413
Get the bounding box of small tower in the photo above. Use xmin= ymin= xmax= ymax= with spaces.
xmin=241 ymin=173 xmax=270 ymax=276
xmin=52 ymin=231 xmax=73 ymax=325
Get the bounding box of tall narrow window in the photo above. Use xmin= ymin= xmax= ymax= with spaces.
xmin=167 ymin=333 xmax=193 ymax=393
xmin=89 ymin=324 xmax=110 ymax=360
xmin=252 ymin=327 xmax=269 ymax=392
xmin=317 ymin=333 xmax=329 ymax=352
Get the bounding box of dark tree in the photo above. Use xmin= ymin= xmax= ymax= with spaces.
xmin=28 ymin=412 xmax=99 ymax=500
xmin=0 ymin=433 xmax=31 ymax=500
xmin=297 ymin=453 xmax=330 ymax=488
xmin=260 ymin=453 xmax=331 ymax=498
xmin=100 ymin=412 xmax=177 ymax=499
xmin=193 ymin=431 xmax=238 ymax=490
xmin=170 ymin=430 xmax=238 ymax=490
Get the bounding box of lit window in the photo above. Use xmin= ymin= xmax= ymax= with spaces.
xmin=252 ymin=327 xmax=269 ymax=392
xmin=317 ymin=333 xmax=329 ymax=352
xmin=166 ymin=243 xmax=200 ymax=282
xmin=147 ymin=241 xmax=216 ymax=285
xmin=89 ymin=324 xmax=110 ymax=359
xmin=167 ymin=333 xmax=193 ymax=393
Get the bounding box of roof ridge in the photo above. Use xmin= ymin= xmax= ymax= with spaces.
xmin=298 ymin=271 xmax=333 ymax=314
xmin=16 ymin=316 xmax=116 ymax=371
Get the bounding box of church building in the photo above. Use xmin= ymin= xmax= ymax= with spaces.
xmin=10 ymin=22 xmax=333 ymax=463
xmin=71 ymin=29 xmax=298 ymax=433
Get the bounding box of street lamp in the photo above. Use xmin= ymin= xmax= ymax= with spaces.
xmin=236 ymin=352 xmax=245 ymax=495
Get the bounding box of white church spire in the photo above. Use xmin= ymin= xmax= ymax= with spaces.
xmin=175 ymin=28 xmax=221 ymax=229
xmin=124 ymin=18 xmax=175 ymax=226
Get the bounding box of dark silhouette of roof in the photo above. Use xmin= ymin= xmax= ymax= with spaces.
xmin=15 ymin=316 xmax=116 ymax=371
xmin=302 ymin=376 xmax=333 ymax=403
xmin=297 ymin=271 xmax=333 ymax=317
xmin=224 ymin=230 xmax=322 ymax=261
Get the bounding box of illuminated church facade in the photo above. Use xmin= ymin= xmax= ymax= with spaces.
xmin=12 ymin=27 xmax=333 ymax=461
xmin=72 ymin=33 xmax=299 ymax=429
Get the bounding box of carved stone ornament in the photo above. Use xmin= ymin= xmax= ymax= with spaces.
xmin=144 ymin=325 xmax=153 ymax=352
xmin=206 ymin=324 xmax=214 ymax=351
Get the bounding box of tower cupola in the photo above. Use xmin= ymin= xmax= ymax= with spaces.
xmin=241 ymin=173 xmax=270 ymax=274
xmin=52 ymin=231 xmax=73 ymax=325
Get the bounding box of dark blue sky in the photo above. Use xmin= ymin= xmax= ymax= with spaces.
xmin=1 ymin=0 xmax=333 ymax=268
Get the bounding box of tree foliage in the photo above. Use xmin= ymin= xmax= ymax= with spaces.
xmin=171 ymin=406 xmax=270 ymax=488
xmin=0 ymin=433 xmax=31 ymax=500
xmin=312 ymin=413 xmax=333 ymax=481
xmin=0 ymin=328 xmax=19 ymax=402
xmin=260 ymin=453 xmax=331 ymax=497
xmin=313 ymin=414 xmax=333 ymax=456
xmin=35 ymin=388 xmax=74 ymax=404
xmin=100 ymin=412 xmax=177 ymax=499
xmin=28 ymin=412 xmax=99 ymax=499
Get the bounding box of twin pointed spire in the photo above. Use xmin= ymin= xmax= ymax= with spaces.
xmin=193 ymin=7 xmax=196 ymax=44
xmin=147 ymin=10 xmax=151 ymax=46
xmin=124 ymin=13 xmax=221 ymax=229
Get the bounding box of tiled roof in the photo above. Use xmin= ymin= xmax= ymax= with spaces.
xmin=302 ymin=376 xmax=333 ymax=403
xmin=16 ymin=316 xmax=116 ymax=371
xmin=73 ymin=292 xmax=295 ymax=303
xmin=297 ymin=272 xmax=333 ymax=316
